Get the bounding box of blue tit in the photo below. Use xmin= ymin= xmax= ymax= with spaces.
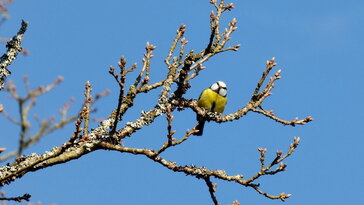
xmin=195 ymin=81 xmax=227 ymax=136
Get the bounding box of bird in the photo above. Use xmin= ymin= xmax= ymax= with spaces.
xmin=195 ymin=81 xmax=227 ymax=136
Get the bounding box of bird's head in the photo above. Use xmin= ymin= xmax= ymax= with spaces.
xmin=210 ymin=81 xmax=227 ymax=97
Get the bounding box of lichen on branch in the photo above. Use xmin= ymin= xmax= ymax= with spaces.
xmin=0 ymin=20 xmax=28 ymax=90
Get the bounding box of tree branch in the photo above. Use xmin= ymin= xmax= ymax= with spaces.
xmin=0 ymin=20 xmax=28 ymax=90
xmin=0 ymin=193 xmax=31 ymax=203
xmin=204 ymin=177 xmax=219 ymax=205
xmin=0 ymin=1 xmax=312 ymax=203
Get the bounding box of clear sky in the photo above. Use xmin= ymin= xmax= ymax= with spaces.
xmin=0 ymin=0 xmax=363 ymax=204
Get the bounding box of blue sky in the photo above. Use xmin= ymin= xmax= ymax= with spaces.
xmin=0 ymin=0 xmax=363 ymax=204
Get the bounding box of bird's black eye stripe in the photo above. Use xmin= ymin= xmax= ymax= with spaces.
xmin=216 ymin=81 xmax=221 ymax=87
xmin=216 ymin=81 xmax=227 ymax=89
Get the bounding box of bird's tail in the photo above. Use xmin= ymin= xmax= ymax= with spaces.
xmin=194 ymin=119 xmax=205 ymax=136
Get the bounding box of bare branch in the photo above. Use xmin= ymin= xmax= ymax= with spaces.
xmin=165 ymin=107 xmax=175 ymax=144
xmin=156 ymin=128 xmax=196 ymax=155
xmin=0 ymin=1 xmax=312 ymax=204
xmin=0 ymin=20 xmax=28 ymax=90
xmin=0 ymin=193 xmax=31 ymax=203
xmin=0 ymin=139 xmax=92 ymax=186
xmin=0 ymin=77 xmax=78 ymax=161
xmin=165 ymin=25 xmax=186 ymax=67
xmin=243 ymin=137 xmax=300 ymax=200
xmin=204 ymin=177 xmax=220 ymax=205
xmin=99 ymin=137 xmax=298 ymax=202
xmin=135 ymin=42 xmax=155 ymax=88
xmin=81 ymin=81 xmax=92 ymax=138
xmin=252 ymin=57 xmax=277 ymax=97
xmin=252 ymin=108 xmax=314 ymax=126
xmin=174 ymin=58 xmax=312 ymax=129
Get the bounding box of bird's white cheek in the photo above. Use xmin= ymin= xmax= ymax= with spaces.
xmin=210 ymin=83 xmax=219 ymax=91
xmin=219 ymin=89 xmax=227 ymax=97
xmin=217 ymin=81 xmax=227 ymax=88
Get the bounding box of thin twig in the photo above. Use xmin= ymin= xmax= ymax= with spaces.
xmin=109 ymin=57 xmax=127 ymax=136
xmin=252 ymin=108 xmax=314 ymax=126
xmin=165 ymin=25 xmax=186 ymax=67
xmin=252 ymin=57 xmax=277 ymax=98
xmin=0 ymin=193 xmax=31 ymax=202
xmin=82 ymin=81 xmax=92 ymax=138
xmin=204 ymin=177 xmax=219 ymax=205
xmin=156 ymin=128 xmax=196 ymax=155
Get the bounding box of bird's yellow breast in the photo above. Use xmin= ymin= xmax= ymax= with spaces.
xmin=198 ymin=88 xmax=227 ymax=114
